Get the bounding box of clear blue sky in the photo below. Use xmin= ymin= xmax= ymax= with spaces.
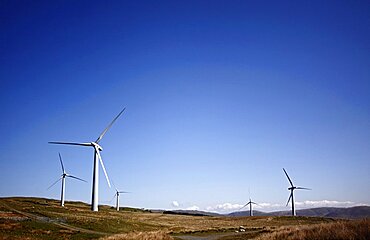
xmin=1 ymin=0 xmax=369 ymax=213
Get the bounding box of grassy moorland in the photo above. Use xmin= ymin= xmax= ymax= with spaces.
xmin=254 ymin=219 xmax=370 ymax=240
xmin=0 ymin=197 xmax=367 ymax=240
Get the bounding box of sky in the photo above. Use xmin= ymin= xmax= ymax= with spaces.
xmin=0 ymin=0 xmax=369 ymax=213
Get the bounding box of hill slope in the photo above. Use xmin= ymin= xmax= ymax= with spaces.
xmin=228 ymin=206 xmax=370 ymax=219
xmin=0 ymin=196 xmax=336 ymax=239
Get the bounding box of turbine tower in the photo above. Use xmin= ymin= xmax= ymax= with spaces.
xmin=49 ymin=108 xmax=126 ymax=211
xmin=240 ymin=198 xmax=258 ymax=216
xmin=47 ymin=153 xmax=86 ymax=207
xmin=283 ymin=168 xmax=311 ymax=216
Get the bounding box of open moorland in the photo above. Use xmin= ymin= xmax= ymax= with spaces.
xmin=0 ymin=197 xmax=368 ymax=240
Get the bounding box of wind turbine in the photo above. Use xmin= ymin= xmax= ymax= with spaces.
xmin=283 ymin=168 xmax=311 ymax=216
xmin=113 ymin=188 xmax=129 ymax=211
xmin=49 ymin=108 xmax=126 ymax=211
xmin=47 ymin=153 xmax=86 ymax=207
xmin=240 ymin=198 xmax=258 ymax=216
xmin=110 ymin=180 xmax=129 ymax=211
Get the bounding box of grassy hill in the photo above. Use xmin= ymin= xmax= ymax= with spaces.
xmin=0 ymin=197 xmax=368 ymax=240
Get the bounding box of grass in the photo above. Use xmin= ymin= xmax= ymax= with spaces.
xmin=0 ymin=217 xmax=99 ymax=239
xmin=101 ymin=231 xmax=174 ymax=240
xmin=0 ymin=197 xmax=367 ymax=240
xmin=255 ymin=219 xmax=370 ymax=240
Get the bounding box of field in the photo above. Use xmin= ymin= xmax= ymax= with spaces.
xmin=0 ymin=197 xmax=368 ymax=240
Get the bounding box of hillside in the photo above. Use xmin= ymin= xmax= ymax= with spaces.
xmin=163 ymin=209 xmax=221 ymax=217
xmin=228 ymin=206 xmax=370 ymax=219
xmin=0 ymin=197 xmax=338 ymax=239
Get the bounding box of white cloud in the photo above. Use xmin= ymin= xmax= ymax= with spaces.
xmin=206 ymin=202 xmax=284 ymax=213
xmin=204 ymin=200 xmax=367 ymax=213
xmin=206 ymin=203 xmax=243 ymax=213
xmin=174 ymin=200 xmax=367 ymax=214
xmin=254 ymin=202 xmax=283 ymax=209
xmin=294 ymin=200 xmax=364 ymax=208
xmin=186 ymin=205 xmax=200 ymax=211
xmin=171 ymin=201 xmax=179 ymax=207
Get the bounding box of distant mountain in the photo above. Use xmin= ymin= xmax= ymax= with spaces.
xmin=151 ymin=206 xmax=370 ymax=219
xmin=163 ymin=210 xmax=221 ymax=217
xmin=227 ymin=210 xmax=265 ymax=217
xmin=297 ymin=206 xmax=370 ymax=219
xmin=228 ymin=206 xmax=370 ymax=219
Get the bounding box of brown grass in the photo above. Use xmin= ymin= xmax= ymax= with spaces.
xmin=0 ymin=197 xmax=350 ymax=239
xmin=100 ymin=231 xmax=174 ymax=240
xmin=256 ymin=219 xmax=370 ymax=240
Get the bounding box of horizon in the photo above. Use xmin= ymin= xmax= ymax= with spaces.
xmin=1 ymin=1 xmax=369 ymax=214
xmin=1 ymin=195 xmax=369 ymax=215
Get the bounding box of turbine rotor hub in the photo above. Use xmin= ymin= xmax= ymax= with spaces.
xmin=91 ymin=142 xmax=103 ymax=151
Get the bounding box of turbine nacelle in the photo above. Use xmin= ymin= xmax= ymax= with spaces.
xmin=91 ymin=142 xmax=103 ymax=151
xmin=115 ymin=189 xmax=129 ymax=196
xmin=288 ymin=187 xmax=296 ymax=191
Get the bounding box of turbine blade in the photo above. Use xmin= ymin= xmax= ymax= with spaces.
xmin=286 ymin=193 xmax=292 ymax=206
xmin=296 ymin=187 xmax=311 ymax=190
xmin=49 ymin=141 xmax=91 ymax=146
xmin=118 ymin=191 xmax=130 ymax=193
xmin=47 ymin=177 xmax=62 ymax=190
xmin=109 ymin=194 xmax=116 ymax=203
xmin=95 ymin=147 xmax=111 ymax=188
xmin=111 ymin=179 xmax=118 ymax=192
xmin=283 ymin=168 xmax=294 ymax=187
xmin=251 ymin=202 xmax=258 ymax=205
xmin=67 ymin=175 xmax=87 ymax=183
xmin=239 ymin=203 xmax=250 ymax=211
xmin=96 ymin=108 xmax=126 ymax=143
xmin=58 ymin=153 xmax=65 ymax=174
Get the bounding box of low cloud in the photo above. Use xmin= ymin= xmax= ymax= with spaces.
xmin=206 ymin=202 xmax=284 ymax=213
xmin=294 ymin=200 xmax=364 ymax=208
xmin=204 ymin=200 xmax=366 ymax=213
xmin=254 ymin=202 xmax=282 ymax=209
xmin=206 ymin=203 xmax=243 ymax=213
xmin=186 ymin=205 xmax=200 ymax=211
xmin=171 ymin=201 xmax=179 ymax=207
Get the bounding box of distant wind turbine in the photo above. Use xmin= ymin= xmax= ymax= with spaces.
xmin=239 ymin=198 xmax=258 ymax=216
xmin=113 ymin=188 xmax=129 ymax=211
xmin=283 ymin=168 xmax=311 ymax=216
xmin=110 ymin=180 xmax=130 ymax=211
xmin=49 ymin=108 xmax=126 ymax=211
xmin=47 ymin=153 xmax=86 ymax=207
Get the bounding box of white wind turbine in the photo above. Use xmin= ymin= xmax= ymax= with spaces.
xmin=49 ymin=108 xmax=126 ymax=211
xmin=47 ymin=153 xmax=86 ymax=207
xmin=239 ymin=198 xmax=258 ymax=216
xmin=283 ymin=168 xmax=311 ymax=216
xmin=112 ymin=185 xmax=129 ymax=211
xmin=110 ymin=180 xmax=130 ymax=211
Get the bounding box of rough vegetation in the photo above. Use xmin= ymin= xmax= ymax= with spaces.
xmin=256 ymin=219 xmax=370 ymax=240
xmin=100 ymin=231 xmax=174 ymax=240
xmin=0 ymin=197 xmax=368 ymax=240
